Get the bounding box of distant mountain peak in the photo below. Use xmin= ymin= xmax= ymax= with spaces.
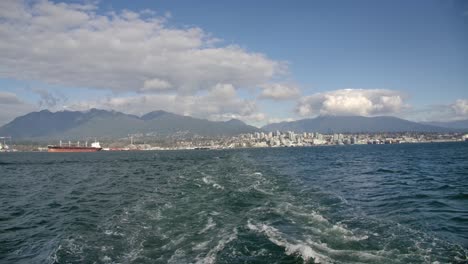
xmin=140 ymin=110 xmax=174 ymax=120
xmin=225 ymin=118 xmax=245 ymax=125
xmin=38 ymin=109 xmax=52 ymax=114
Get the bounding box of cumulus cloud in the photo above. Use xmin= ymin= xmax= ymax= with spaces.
xmin=65 ymin=83 xmax=267 ymax=124
xmin=452 ymin=99 xmax=468 ymax=116
xmin=297 ymin=89 xmax=406 ymax=117
xmin=259 ymin=83 xmax=300 ymax=100
xmin=0 ymin=0 xmax=284 ymax=94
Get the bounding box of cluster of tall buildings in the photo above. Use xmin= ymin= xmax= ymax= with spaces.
xmin=234 ymin=131 xmax=356 ymax=148
xmin=225 ymin=131 xmax=466 ymax=148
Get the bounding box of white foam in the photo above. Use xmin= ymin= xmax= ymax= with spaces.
xmin=331 ymin=223 xmax=349 ymax=233
xmin=247 ymin=221 xmax=330 ymax=263
xmin=304 ymin=238 xmax=387 ymax=262
xmin=251 ymin=179 xmax=273 ymax=195
xmin=276 ymin=203 xmax=369 ymax=243
xmin=100 ymin=245 xmax=112 ymax=252
xmin=162 ymin=235 xmax=186 ymax=250
xmin=212 ymin=183 xmax=224 ymax=190
xmin=291 ymin=210 xmax=329 ymax=224
xmin=195 ymin=228 xmax=238 ymax=264
xmin=104 ymin=229 xmax=123 ymax=236
xmin=250 ymin=222 xmax=383 ymax=263
xmin=47 ymin=245 xmax=61 ymax=263
xmin=192 ymin=240 xmax=210 ymax=251
xmin=61 ymin=238 xmax=84 ymax=255
xmin=202 ymin=176 xmax=224 ymax=190
xmin=168 ymin=248 xmax=186 ymax=264
xmin=198 ymin=217 xmax=216 ymax=234
xmin=202 ymin=176 xmax=210 ymax=184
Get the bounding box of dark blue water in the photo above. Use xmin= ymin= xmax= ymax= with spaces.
xmin=1 ymin=143 xmax=467 ymax=263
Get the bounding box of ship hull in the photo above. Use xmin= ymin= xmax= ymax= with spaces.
xmin=48 ymin=146 xmax=102 ymax=152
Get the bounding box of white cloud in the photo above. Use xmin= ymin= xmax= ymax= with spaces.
xmin=265 ymin=117 xmax=298 ymax=124
xmin=297 ymin=89 xmax=407 ymax=117
xmin=259 ymin=83 xmax=300 ymax=100
xmin=0 ymin=0 xmax=31 ymax=21
xmin=402 ymin=99 xmax=468 ymax=122
xmin=452 ymin=99 xmax=468 ymax=116
xmin=0 ymin=0 xmax=284 ymax=94
xmin=141 ymin=78 xmax=173 ymax=92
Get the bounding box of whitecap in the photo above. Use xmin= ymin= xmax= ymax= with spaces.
xmin=198 ymin=217 xmax=216 ymax=234
xmin=247 ymin=220 xmax=330 ymax=263
xmin=212 ymin=183 xmax=224 ymax=190
xmin=303 ymin=238 xmax=388 ymax=262
xmin=202 ymin=176 xmax=224 ymax=190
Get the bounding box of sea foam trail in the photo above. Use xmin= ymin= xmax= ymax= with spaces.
xmin=247 ymin=220 xmax=330 ymax=263
xmin=247 ymin=220 xmax=391 ymax=264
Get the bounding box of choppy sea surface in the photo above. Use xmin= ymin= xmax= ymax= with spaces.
xmin=1 ymin=142 xmax=467 ymax=263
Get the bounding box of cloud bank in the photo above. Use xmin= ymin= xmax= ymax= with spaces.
xmin=0 ymin=0 xmax=284 ymax=94
xmin=297 ymin=89 xmax=407 ymax=117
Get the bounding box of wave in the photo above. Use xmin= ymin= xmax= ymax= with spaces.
xmin=195 ymin=228 xmax=238 ymax=264
xmin=202 ymin=176 xmax=224 ymax=190
xmin=247 ymin=220 xmax=330 ymax=263
xmin=247 ymin=220 xmax=393 ymax=263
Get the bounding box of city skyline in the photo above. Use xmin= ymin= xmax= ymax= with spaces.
xmin=0 ymin=0 xmax=467 ymax=126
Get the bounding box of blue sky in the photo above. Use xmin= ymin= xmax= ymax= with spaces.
xmin=0 ymin=0 xmax=467 ymax=126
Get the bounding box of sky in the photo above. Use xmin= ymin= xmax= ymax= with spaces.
xmin=0 ymin=0 xmax=467 ymax=127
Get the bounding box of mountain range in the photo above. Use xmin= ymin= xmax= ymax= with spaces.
xmin=262 ymin=115 xmax=464 ymax=133
xmin=0 ymin=109 xmax=466 ymax=141
xmin=0 ymin=109 xmax=260 ymax=140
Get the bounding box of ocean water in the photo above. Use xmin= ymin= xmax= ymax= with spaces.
xmin=0 ymin=143 xmax=467 ymax=264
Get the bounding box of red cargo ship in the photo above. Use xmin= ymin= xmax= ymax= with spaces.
xmin=48 ymin=141 xmax=102 ymax=152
